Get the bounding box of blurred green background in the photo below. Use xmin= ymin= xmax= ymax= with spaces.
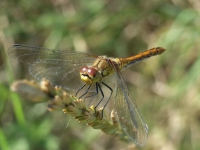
xmin=1 ymin=0 xmax=200 ymax=150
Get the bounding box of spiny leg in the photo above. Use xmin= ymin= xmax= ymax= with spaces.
xmin=79 ymin=84 xmax=92 ymax=99
xmin=75 ymin=84 xmax=86 ymax=97
xmin=92 ymin=83 xmax=105 ymax=119
xmin=101 ymin=82 xmax=113 ymax=109
xmin=84 ymin=83 xmax=99 ymax=104
xmin=97 ymin=82 xmax=113 ymax=119
xmin=94 ymin=83 xmax=104 ymax=109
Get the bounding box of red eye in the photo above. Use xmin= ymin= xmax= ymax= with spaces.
xmin=80 ymin=66 xmax=88 ymax=74
xmin=87 ymin=67 xmax=98 ymax=77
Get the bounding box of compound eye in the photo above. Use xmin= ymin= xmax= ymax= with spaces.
xmin=87 ymin=67 xmax=98 ymax=77
xmin=80 ymin=66 xmax=88 ymax=74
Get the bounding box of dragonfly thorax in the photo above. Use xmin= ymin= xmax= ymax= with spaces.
xmin=80 ymin=66 xmax=102 ymax=84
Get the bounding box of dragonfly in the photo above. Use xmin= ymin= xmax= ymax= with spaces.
xmin=8 ymin=44 xmax=165 ymax=147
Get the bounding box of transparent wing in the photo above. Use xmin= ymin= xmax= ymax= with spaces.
xmin=30 ymin=59 xmax=92 ymax=91
xmin=8 ymin=44 xmax=98 ymax=64
xmin=109 ymin=61 xmax=148 ymax=147
xmin=8 ymin=44 xmax=98 ymax=91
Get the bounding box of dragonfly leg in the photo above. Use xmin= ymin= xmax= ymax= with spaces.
xmin=98 ymin=82 xmax=113 ymax=119
xmin=93 ymin=83 xmax=105 ymax=119
xmin=94 ymin=83 xmax=104 ymax=109
xmin=84 ymin=83 xmax=99 ymax=105
xmin=101 ymin=82 xmax=113 ymax=109
xmin=75 ymin=84 xmax=86 ymax=97
xmin=78 ymin=84 xmax=92 ymax=99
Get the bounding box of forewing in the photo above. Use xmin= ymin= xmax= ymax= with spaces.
xmin=110 ymin=62 xmax=148 ymax=146
xmin=8 ymin=44 xmax=97 ymax=92
xmin=8 ymin=44 xmax=98 ymax=64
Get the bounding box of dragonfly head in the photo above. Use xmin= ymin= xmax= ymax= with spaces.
xmin=80 ymin=66 xmax=101 ymax=84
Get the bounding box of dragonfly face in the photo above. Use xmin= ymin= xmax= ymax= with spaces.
xmin=80 ymin=57 xmax=114 ymax=84
xmin=80 ymin=66 xmax=102 ymax=84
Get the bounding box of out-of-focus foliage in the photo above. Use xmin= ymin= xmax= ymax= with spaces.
xmin=0 ymin=0 xmax=200 ymax=150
